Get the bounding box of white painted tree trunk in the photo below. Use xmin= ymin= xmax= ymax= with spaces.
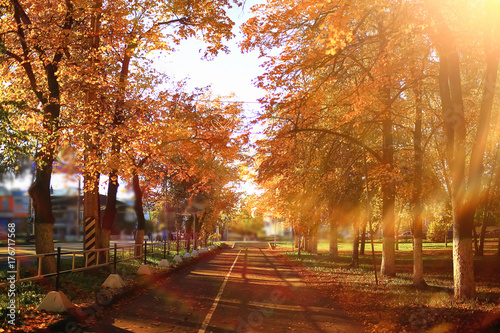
xmin=453 ymin=234 xmax=475 ymax=298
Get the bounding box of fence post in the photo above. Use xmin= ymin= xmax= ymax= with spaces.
xmin=55 ymin=247 xmax=61 ymax=291
xmin=144 ymin=240 xmax=147 ymax=265
xmin=163 ymin=239 xmax=166 ymax=259
xmin=167 ymin=240 xmax=170 ymax=255
xmin=114 ymin=243 xmax=117 ymax=274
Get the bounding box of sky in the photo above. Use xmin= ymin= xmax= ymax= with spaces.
xmin=2 ymin=0 xmax=266 ymax=198
xmin=158 ymin=0 xmax=266 ymax=105
xmin=157 ymin=0 xmax=267 ymax=197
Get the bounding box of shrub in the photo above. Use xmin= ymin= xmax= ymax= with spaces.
xmin=427 ymin=217 xmax=452 ymax=242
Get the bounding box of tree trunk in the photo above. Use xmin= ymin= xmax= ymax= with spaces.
xmin=133 ymin=173 xmax=145 ymax=257
xmin=297 ymin=234 xmax=301 ymax=258
xmin=305 ymin=231 xmax=311 ymax=252
xmin=380 ymin=102 xmax=396 ymax=276
xmin=450 ymin=55 xmax=475 ymax=299
xmin=329 ymin=219 xmax=338 ymax=258
xmin=395 ymin=217 xmax=400 ymax=251
xmin=29 ymin=158 xmax=56 ymax=274
xmin=477 ymin=215 xmax=487 ymax=256
xmin=302 ymin=238 xmax=306 ymax=251
xmin=311 ymin=228 xmax=318 ymax=254
xmin=479 ymin=144 xmax=499 ymax=256
xmin=135 ymin=229 xmax=144 ymax=257
xmin=99 ymin=45 xmax=130 ymax=250
xmin=363 ymin=153 xmax=372 ymax=262
xmin=379 ymin=24 xmax=396 ymax=277
xmin=412 ymin=80 xmax=426 ymax=287
xmin=13 ymin=0 xmax=66 ymax=275
xmin=351 ymin=220 xmax=360 ymax=268
xmin=101 ymin=169 xmax=119 ymax=249
xmin=439 ymin=37 xmax=475 ymax=298
xmin=360 ymin=219 xmax=367 ymax=255
xmin=186 ymin=234 xmax=192 ymax=252
xmin=194 ymin=214 xmax=198 ymax=250
xmin=467 ymin=16 xmax=500 ymax=257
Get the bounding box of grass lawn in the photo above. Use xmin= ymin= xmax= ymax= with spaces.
xmin=276 ymin=239 xmax=500 ymax=332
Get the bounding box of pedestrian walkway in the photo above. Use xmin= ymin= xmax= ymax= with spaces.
xmin=81 ymin=242 xmax=365 ymax=332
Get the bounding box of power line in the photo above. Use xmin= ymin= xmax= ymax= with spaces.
xmin=192 ymin=99 xmax=262 ymax=104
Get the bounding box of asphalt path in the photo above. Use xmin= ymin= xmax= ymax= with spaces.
xmin=80 ymin=242 xmax=364 ymax=333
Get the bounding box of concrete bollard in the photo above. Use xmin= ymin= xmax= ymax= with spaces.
xmin=173 ymin=255 xmax=183 ymax=264
xmin=137 ymin=264 xmax=154 ymax=275
xmin=102 ymin=274 xmax=126 ymax=288
xmin=37 ymin=291 xmax=74 ymax=313
xmin=158 ymin=259 xmax=170 ymax=268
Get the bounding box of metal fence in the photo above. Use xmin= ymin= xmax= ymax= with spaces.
xmin=0 ymin=239 xmax=205 ymax=288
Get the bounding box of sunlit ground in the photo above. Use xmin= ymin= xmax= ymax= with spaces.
xmin=275 ymin=239 xmax=500 ymax=332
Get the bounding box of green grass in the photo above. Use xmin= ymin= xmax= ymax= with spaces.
xmin=276 ymin=238 xmax=497 ymax=253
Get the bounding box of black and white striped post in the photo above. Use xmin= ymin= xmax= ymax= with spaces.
xmin=84 ymin=217 xmax=97 ymax=266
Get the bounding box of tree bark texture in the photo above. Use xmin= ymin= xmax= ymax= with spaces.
xmin=329 ymin=218 xmax=338 ymax=258
xmin=101 ymin=169 xmax=119 ymax=249
xmin=438 ymin=30 xmax=475 ymax=298
xmin=351 ymin=220 xmax=360 ymax=268
xmin=133 ymin=173 xmax=146 ymax=257
xmin=412 ymin=81 xmax=426 ymax=287
xmin=379 ymin=24 xmax=396 ymax=277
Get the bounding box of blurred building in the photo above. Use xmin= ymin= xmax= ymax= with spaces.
xmin=51 ymin=192 xmax=136 ymax=241
xmin=0 ymin=186 xmax=136 ymax=242
xmin=264 ymin=215 xmax=292 ymax=238
xmin=0 ymin=186 xmax=30 ymax=237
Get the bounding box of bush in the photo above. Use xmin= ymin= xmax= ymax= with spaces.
xmin=427 ymin=218 xmax=452 ymax=242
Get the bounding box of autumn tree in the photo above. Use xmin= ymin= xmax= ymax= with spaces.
xmin=112 ymin=86 xmax=245 ymax=252
xmin=426 ymin=0 xmax=500 ymax=298
xmin=243 ymin=0 xmax=500 ymax=299
xmin=48 ymin=0 xmax=244 ymax=253
xmin=241 ymin=0 xmax=416 ymax=276
xmin=0 ymin=0 xmax=84 ymax=272
xmin=97 ymin=0 xmax=241 ymax=246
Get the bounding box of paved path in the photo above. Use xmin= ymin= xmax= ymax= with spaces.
xmin=82 ymin=242 xmax=364 ymax=332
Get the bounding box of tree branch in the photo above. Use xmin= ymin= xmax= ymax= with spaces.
xmin=285 ymin=127 xmax=383 ymax=163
